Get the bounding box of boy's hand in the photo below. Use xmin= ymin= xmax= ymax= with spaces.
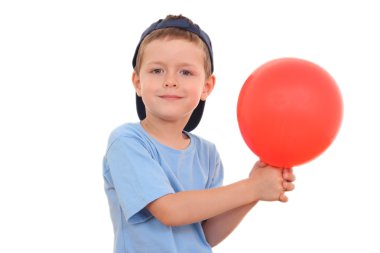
xmin=249 ymin=160 xmax=296 ymax=202
xmin=280 ymin=168 xmax=296 ymax=202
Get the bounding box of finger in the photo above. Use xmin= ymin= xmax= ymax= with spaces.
xmin=279 ymin=193 xmax=288 ymax=203
xmin=283 ymin=169 xmax=296 ymax=182
xmin=254 ymin=160 xmax=267 ymax=168
xmin=282 ymin=180 xmax=288 ymax=190
xmin=258 ymin=160 xmax=267 ymax=168
xmin=283 ymin=182 xmax=295 ymax=191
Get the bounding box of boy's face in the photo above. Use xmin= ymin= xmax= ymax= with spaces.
xmin=132 ymin=38 xmax=215 ymax=125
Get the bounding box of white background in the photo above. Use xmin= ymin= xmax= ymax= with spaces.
xmin=1 ymin=0 xmax=379 ymax=252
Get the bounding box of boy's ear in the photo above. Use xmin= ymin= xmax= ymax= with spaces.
xmin=201 ymin=74 xmax=216 ymax=101
xmin=132 ymin=71 xmax=142 ymax=96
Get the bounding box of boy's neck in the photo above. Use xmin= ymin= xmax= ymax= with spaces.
xmin=140 ymin=119 xmax=190 ymax=150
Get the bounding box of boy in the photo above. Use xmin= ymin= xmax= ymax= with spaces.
xmin=103 ymin=14 xmax=295 ymax=253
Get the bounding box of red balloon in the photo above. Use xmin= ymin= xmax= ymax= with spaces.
xmin=237 ymin=58 xmax=343 ymax=168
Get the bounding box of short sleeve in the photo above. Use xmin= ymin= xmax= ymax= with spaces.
xmin=208 ymin=148 xmax=224 ymax=189
xmin=105 ymin=136 xmax=175 ymax=224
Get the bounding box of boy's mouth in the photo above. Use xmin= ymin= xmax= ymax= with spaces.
xmin=159 ymin=95 xmax=182 ymax=100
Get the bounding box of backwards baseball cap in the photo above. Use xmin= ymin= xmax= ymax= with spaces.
xmin=132 ymin=15 xmax=214 ymax=132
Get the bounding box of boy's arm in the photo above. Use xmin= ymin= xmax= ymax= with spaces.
xmin=202 ymin=167 xmax=296 ymax=247
xmin=147 ymin=164 xmax=292 ymax=227
xmin=201 ymin=201 xmax=258 ymax=247
xmin=147 ymin=179 xmax=258 ymax=227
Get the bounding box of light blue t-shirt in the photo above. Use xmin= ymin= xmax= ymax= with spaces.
xmin=103 ymin=123 xmax=224 ymax=253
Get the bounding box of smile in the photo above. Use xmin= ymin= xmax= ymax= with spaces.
xmin=159 ymin=95 xmax=183 ymax=100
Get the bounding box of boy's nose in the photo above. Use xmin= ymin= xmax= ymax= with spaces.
xmin=163 ymin=71 xmax=178 ymax=87
xmin=164 ymin=81 xmax=177 ymax=88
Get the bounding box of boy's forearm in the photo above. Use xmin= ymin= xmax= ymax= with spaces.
xmin=202 ymin=201 xmax=258 ymax=247
xmin=147 ymin=179 xmax=258 ymax=227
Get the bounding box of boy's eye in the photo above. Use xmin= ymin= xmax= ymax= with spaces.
xmin=151 ymin=68 xmax=163 ymax=74
xmin=180 ymin=70 xmax=192 ymax=76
